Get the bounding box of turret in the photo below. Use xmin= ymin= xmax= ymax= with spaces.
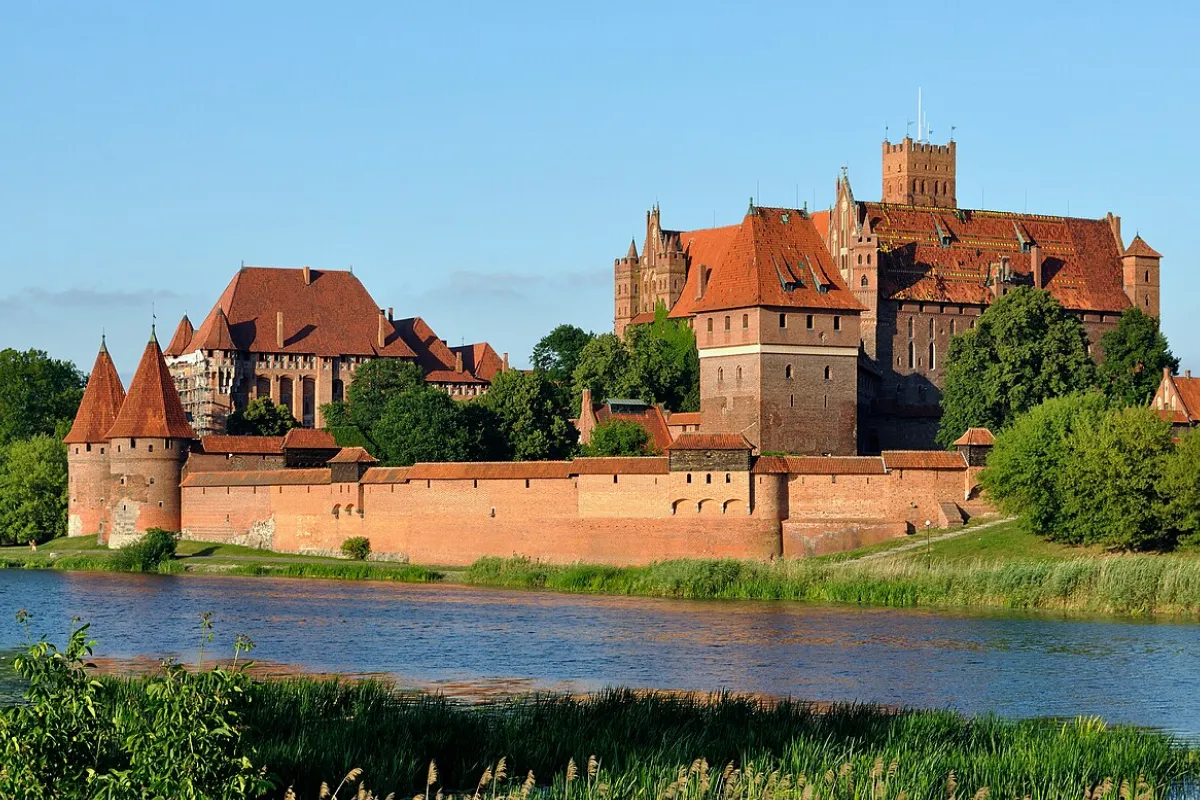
xmin=105 ymin=329 xmax=197 ymax=547
xmin=881 ymin=136 xmax=957 ymax=207
xmin=614 ymin=238 xmax=641 ymax=337
xmin=63 ymin=337 xmax=126 ymax=539
xmin=1121 ymin=234 xmax=1161 ymax=318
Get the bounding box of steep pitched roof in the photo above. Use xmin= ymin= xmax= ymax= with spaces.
xmin=394 ymin=316 xmax=484 ymax=384
xmin=864 ymin=204 xmax=1132 ymax=312
xmin=64 ymin=340 xmax=127 ymax=444
xmin=106 ymin=334 xmax=197 ymax=440
xmin=187 ymin=267 xmax=418 ymax=358
xmin=690 ymin=207 xmax=864 ymax=314
xmin=952 ymin=428 xmax=996 ymax=447
xmin=450 ymin=342 xmax=506 ymax=383
xmin=163 ymin=315 xmax=194 ymax=357
xmin=327 ymin=446 xmax=379 ymax=464
xmin=191 ymin=307 xmax=235 ymax=351
xmin=667 ymin=223 xmax=741 ymax=318
xmin=1123 ymin=235 xmax=1162 ymax=258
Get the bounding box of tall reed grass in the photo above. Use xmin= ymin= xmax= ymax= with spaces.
xmin=93 ymin=679 xmax=1194 ymax=800
xmin=465 ymin=555 xmax=1200 ymax=616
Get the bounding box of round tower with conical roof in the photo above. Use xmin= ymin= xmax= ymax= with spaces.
xmin=105 ymin=328 xmax=197 ymax=547
xmin=63 ymin=336 xmax=127 ymax=539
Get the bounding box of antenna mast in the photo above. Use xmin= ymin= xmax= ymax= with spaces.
xmin=918 ymin=87 xmax=922 ymax=142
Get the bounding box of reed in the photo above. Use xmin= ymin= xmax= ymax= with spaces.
xmin=464 ymin=555 xmax=1200 ymax=616
xmin=92 ymin=679 xmax=1196 ymax=800
xmin=199 ymin=561 xmax=443 ymax=582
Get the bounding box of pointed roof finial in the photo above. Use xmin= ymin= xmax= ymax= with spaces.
xmin=626 ymin=238 xmax=638 ymax=260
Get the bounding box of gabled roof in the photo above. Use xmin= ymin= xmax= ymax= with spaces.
xmin=163 ymin=315 xmax=194 ymax=357
xmin=393 ymin=316 xmax=484 ymax=384
xmin=863 ymin=204 xmax=1132 ymax=312
xmin=198 ymin=435 xmax=284 ymax=455
xmin=690 ymin=207 xmax=864 ymax=314
xmin=594 ymin=403 xmax=673 ymax=452
xmin=1123 ymin=235 xmax=1162 ymax=259
xmin=667 ymin=223 xmax=741 ymax=319
xmin=64 ymin=340 xmax=127 ymax=444
xmin=951 ymin=428 xmax=996 ymax=447
xmin=191 ymin=307 xmax=235 ymax=352
xmin=327 ymin=446 xmax=379 ymax=464
xmin=450 ymin=342 xmax=506 ymax=383
xmin=106 ymin=334 xmax=197 ymax=440
xmin=1158 ymin=372 xmax=1200 ymax=424
xmin=665 ymin=433 xmax=754 ymax=451
xmin=187 ymin=267 xmax=418 ymax=358
xmin=665 ymin=411 xmax=701 ymax=426
xmin=282 ymin=428 xmax=338 ymax=450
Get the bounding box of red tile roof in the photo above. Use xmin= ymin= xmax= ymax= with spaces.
xmin=1170 ymin=375 xmax=1200 ymax=422
xmin=282 ymin=428 xmax=338 ymax=450
xmin=192 ymin=306 xmax=236 ymax=351
xmin=187 ymin=267 xmax=418 ymax=358
xmin=327 ymin=446 xmax=379 ymax=464
xmin=667 ymin=224 xmax=741 ymax=319
xmin=808 ymin=209 xmax=831 ymax=246
xmin=666 ymin=411 xmax=701 ymax=425
xmin=594 ymin=404 xmax=673 ymax=452
xmin=360 ymin=467 xmax=411 ymax=484
xmin=665 ymin=433 xmax=754 ymax=451
xmin=181 ymin=468 xmax=331 ymax=488
xmin=865 ymin=205 xmax=1132 ymax=312
xmin=163 ymin=315 xmax=194 ymax=357
xmin=881 ymin=451 xmax=966 ymax=470
xmin=686 ymin=207 xmax=864 ymax=315
xmin=750 ymin=455 xmax=790 ymax=474
xmin=64 ymin=341 xmax=127 ymax=444
xmin=393 ymin=316 xmax=484 ymax=384
xmin=199 ymin=435 xmax=284 ymax=455
xmin=1123 ymin=235 xmax=1161 ymax=258
xmin=568 ymin=457 xmax=670 ymax=475
xmin=450 ymin=342 xmax=506 ymax=382
xmin=106 ymin=335 xmax=197 ymax=440
xmin=951 ymin=428 xmax=996 ymax=447
xmin=785 ymin=456 xmax=886 ymax=475
xmin=405 ymin=461 xmax=574 ymax=480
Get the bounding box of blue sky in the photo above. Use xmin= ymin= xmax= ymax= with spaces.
xmin=2 ymin=1 xmax=1195 ymax=378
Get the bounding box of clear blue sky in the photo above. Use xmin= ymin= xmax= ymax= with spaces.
xmin=2 ymin=1 xmax=1195 ymax=378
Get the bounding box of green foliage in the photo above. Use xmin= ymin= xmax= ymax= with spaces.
xmin=226 ymin=397 xmax=298 ymax=436
xmin=344 ymin=359 xmax=426 ymax=430
xmin=0 ymin=433 xmax=68 ymax=544
xmin=341 ymin=536 xmax=371 ymax=561
xmin=1097 ymin=307 xmax=1179 ymax=406
xmin=937 ymin=288 xmax=1097 ymax=447
xmin=1160 ymin=431 xmax=1200 ymax=545
xmin=0 ymin=617 xmax=269 ymax=799
xmin=980 ymin=394 xmax=1110 ymax=537
xmin=531 ymin=324 xmax=594 ymax=384
xmin=372 ymin=387 xmax=477 ymax=466
xmin=571 ymin=307 xmax=700 ymax=413
xmin=1057 ymin=408 xmax=1175 ymax=550
xmin=0 ymin=348 xmax=85 ymax=449
xmin=325 ymin=424 xmax=375 ymax=452
xmin=480 ymin=370 xmax=578 ymax=461
xmin=111 ymin=528 xmax=179 ymax=572
xmin=583 ymin=419 xmax=653 ymax=457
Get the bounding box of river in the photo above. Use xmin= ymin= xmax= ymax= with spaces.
xmin=1 ymin=570 xmax=1197 ymax=738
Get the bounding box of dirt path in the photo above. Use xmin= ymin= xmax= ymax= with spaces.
xmin=840 ymin=516 xmax=1016 ymax=564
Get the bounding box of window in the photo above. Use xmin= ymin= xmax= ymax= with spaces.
xmin=779 ymin=313 xmax=787 ymax=328
xmin=790 ymin=394 xmax=794 ymax=408
xmin=85 ymin=444 xmax=91 ymax=453
xmin=929 ymin=341 xmax=937 ymax=370
xmin=736 ymin=366 xmax=742 ymax=384
xmin=742 ymin=313 xmax=749 ymax=329
xmin=950 ymin=319 xmax=956 ymax=335
xmin=724 ymin=316 xmax=731 ymax=331
xmin=908 ymin=341 xmax=915 ymax=369
xmin=525 ymin=479 xmax=530 ymax=489
xmin=705 ymin=474 xmax=712 ymax=484
xmin=824 ymin=395 xmax=828 ymax=409
xmin=907 ymin=317 xmax=914 ymax=337
xmin=147 ymin=444 xmax=153 ymax=453
xmin=785 ymin=364 xmax=793 ymax=379
xmin=929 ymin=317 xmax=935 ymax=337
xmin=130 ymin=438 xmax=137 ymax=449
xmin=725 ymin=474 xmax=731 ymax=484
xmin=613 ymin=475 xmax=618 ymax=484
xmin=707 ymin=318 xmax=713 ymax=333
xmin=687 ymin=473 xmax=692 ymax=484
xmin=718 ymin=367 xmax=724 ymax=383
xmin=857 ymin=254 xmax=862 ymax=265
xmin=149 ymin=477 xmax=155 ymax=486
xmin=861 ymin=275 xmax=869 ymax=287
xmin=806 ymin=314 xmax=814 ymax=329
xmin=833 ymin=316 xmax=841 ymax=331
xmin=824 ymin=366 xmax=831 ymax=380
xmin=867 ymin=254 xmax=872 ymax=265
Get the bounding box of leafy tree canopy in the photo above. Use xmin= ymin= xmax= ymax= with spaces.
xmin=531 ymin=324 xmax=594 ymax=384
xmin=1160 ymin=430 xmax=1200 ymax=546
xmin=937 ymin=288 xmax=1096 ymax=447
xmin=371 ymin=387 xmax=477 ymax=466
xmin=1097 ymin=307 xmax=1179 ymax=407
xmin=343 ymin=359 xmax=426 ymax=431
xmin=479 ymin=370 xmax=578 ymax=461
xmin=0 ymin=433 xmax=69 ymax=544
xmin=0 ymin=349 xmax=85 ymax=449
xmin=583 ymin=419 xmax=653 ymax=457
xmin=225 ymin=397 xmax=297 ymax=436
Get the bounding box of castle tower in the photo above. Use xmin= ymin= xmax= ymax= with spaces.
xmin=881 ymin=137 xmax=956 ymax=207
xmin=1121 ymin=234 xmax=1162 ymax=318
xmin=105 ymin=328 xmax=197 ymax=547
xmin=63 ymin=337 xmax=127 ymax=539
xmin=614 ymin=238 xmax=640 ymax=337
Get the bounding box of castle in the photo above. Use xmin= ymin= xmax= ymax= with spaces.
xmin=162 ymin=265 xmax=507 ymax=436
xmin=614 ymin=137 xmax=1161 ymax=451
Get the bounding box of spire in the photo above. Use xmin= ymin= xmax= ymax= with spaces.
xmin=105 ymin=335 xmax=196 ymax=440
xmin=64 ymin=338 xmax=127 ymax=444
xmin=191 ymin=306 xmax=236 ymax=351
xmin=163 ymin=314 xmax=195 ymax=358
xmin=1124 ymin=235 xmax=1162 ymax=259
xmin=626 ymin=239 xmax=638 ymax=260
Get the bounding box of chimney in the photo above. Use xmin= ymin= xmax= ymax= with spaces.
xmin=502 ymin=352 xmax=509 ymax=372
xmin=377 ymin=311 xmax=387 ymax=349
xmin=276 ymin=311 xmax=284 ymax=349
xmin=1187 ymin=370 xmax=1193 ymax=379
xmin=580 ymin=388 xmax=592 ymax=418
xmin=695 ymin=266 xmax=707 ymax=301
xmin=387 ymin=307 xmax=393 ymax=321
xmin=302 ymin=265 xmax=311 ymax=286
xmin=455 ymin=350 xmax=463 ymax=374
xmin=1106 ymin=213 xmax=1122 ymax=251
xmin=1030 ymin=245 xmax=1042 ymax=289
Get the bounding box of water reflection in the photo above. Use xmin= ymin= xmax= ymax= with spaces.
xmin=1 ymin=570 xmax=1198 ymax=738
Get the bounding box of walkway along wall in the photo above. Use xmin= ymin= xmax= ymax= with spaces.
xmin=179 ymin=449 xmax=988 ymax=566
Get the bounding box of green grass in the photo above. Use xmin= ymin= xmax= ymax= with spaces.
xmin=90 ymin=678 xmax=1198 ymax=800
xmin=195 ymin=561 xmax=443 ymax=582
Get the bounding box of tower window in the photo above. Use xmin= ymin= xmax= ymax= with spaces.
xmin=742 ymin=313 xmax=749 ymax=329
xmin=687 ymin=473 xmax=692 ymax=484
xmin=707 ymin=318 xmax=713 ymax=333
xmin=806 ymin=314 xmax=814 ymax=329
xmin=724 ymin=316 xmax=731 ymax=331
xmin=779 ymin=313 xmax=787 ymax=328
xmin=867 ymin=254 xmax=871 ymax=265
xmin=908 ymin=341 xmax=915 ymax=369
xmin=1145 ymin=271 xmax=1150 ymax=283
xmin=929 ymin=341 xmax=937 ymax=370
xmin=790 ymin=394 xmax=794 ymax=408
xmin=833 ymin=316 xmax=841 ymax=331
xmin=725 ymin=473 xmax=731 ymax=484
xmin=785 ymin=364 xmax=793 ymax=379
xmin=718 ymin=368 xmax=724 ymax=383
xmin=736 ymin=366 xmax=742 ymax=384
xmin=861 ymin=275 xmax=869 ymax=287
xmin=705 ymin=474 xmax=712 ymax=484
xmin=824 ymin=366 xmax=831 ymax=380
xmin=857 ymin=254 xmax=862 ymax=265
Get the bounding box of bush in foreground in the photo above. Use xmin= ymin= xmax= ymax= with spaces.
xmin=110 ymin=528 xmax=179 ymax=572
xmin=340 ymin=536 xmax=371 ymax=561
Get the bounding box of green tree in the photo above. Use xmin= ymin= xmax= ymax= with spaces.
xmin=343 ymin=359 xmax=426 ymax=431
xmin=371 ymin=388 xmax=475 ymax=466
xmin=980 ymin=393 xmax=1110 ymax=539
xmin=225 ymin=397 xmax=297 ymax=436
xmin=0 ymin=434 xmax=68 ymax=544
xmin=583 ymin=419 xmax=653 ymax=457
xmin=1097 ymin=307 xmax=1179 ymax=407
xmin=572 ymin=333 xmax=632 ymax=404
xmin=1057 ymin=407 xmax=1174 ymax=550
xmin=937 ymin=288 xmax=1097 ymax=447
xmin=531 ymin=324 xmax=594 ymax=384
xmin=480 ymin=370 xmax=578 ymax=461
xmin=0 ymin=349 xmax=85 ymax=448
xmin=1160 ymin=430 xmax=1200 ymax=545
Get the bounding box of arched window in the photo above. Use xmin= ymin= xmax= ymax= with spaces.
xmin=1145 ymin=270 xmax=1150 ymax=283
xmin=866 ymin=254 xmax=871 ymax=265
xmin=908 ymin=341 xmax=915 ymax=369
xmin=735 ymin=366 xmax=742 ymax=383
xmin=929 ymin=341 xmax=937 ymax=370
xmin=861 ymin=275 xmax=869 ymax=287
xmin=718 ymin=367 xmax=724 ymax=383
xmin=857 ymin=254 xmax=862 ymax=265
xmin=907 ymin=317 xmax=914 ymax=337
xmin=707 ymin=318 xmax=713 ymax=332
xmin=687 ymin=473 xmax=692 ymax=484
xmin=742 ymin=313 xmax=749 ymax=329
xmin=929 ymin=317 xmax=935 ymax=337
xmin=724 ymin=316 xmax=731 ymax=331
xmin=824 ymin=366 xmax=831 ymax=380
xmin=785 ymin=364 xmax=793 ymax=379
xmin=705 ymin=474 xmax=712 ymax=484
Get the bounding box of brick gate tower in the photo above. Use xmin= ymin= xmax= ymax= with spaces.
xmin=64 ymin=337 xmax=126 ymax=539
xmin=104 ymin=329 xmax=197 ymax=547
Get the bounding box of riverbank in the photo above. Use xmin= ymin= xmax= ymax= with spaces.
xmin=48 ymin=676 xmax=1200 ymax=799
xmin=7 ymin=520 xmax=1200 ymax=615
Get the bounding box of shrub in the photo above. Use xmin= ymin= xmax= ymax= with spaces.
xmin=584 ymin=418 xmax=653 ymax=456
xmin=111 ymin=528 xmax=179 ymax=572
xmin=341 ymin=536 xmax=371 ymax=561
